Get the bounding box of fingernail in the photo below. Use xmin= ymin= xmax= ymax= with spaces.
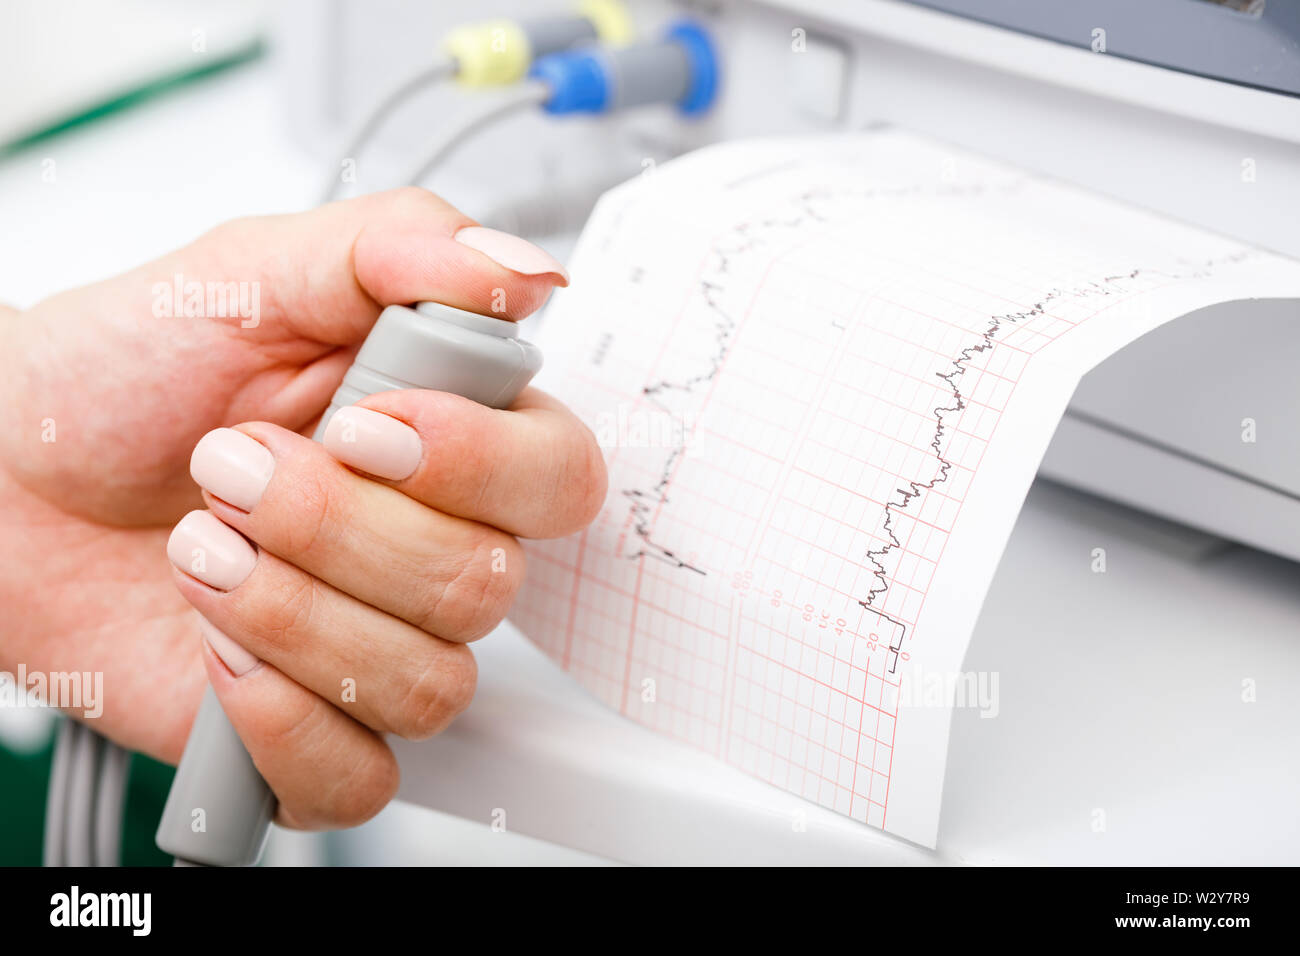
xmin=196 ymin=614 xmax=259 ymax=677
xmin=167 ymin=510 xmax=257 ymax=591
xmin=454 ymin=226 xmax=569 ymax=283
xmin=190 ymin=428 xmax=275 ymax=511
xmin=322 ymin=406 xmax=423 ymax=480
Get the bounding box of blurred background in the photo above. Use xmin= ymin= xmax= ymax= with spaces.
xmin=0 ymin=0 xmax=729 ymax=310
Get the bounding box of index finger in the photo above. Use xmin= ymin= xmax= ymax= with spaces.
xmin=321 ymin=387 xmax=608 ymax=539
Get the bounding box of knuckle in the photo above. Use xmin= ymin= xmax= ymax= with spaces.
xmin=252 ymin=686 xmax=323 ymax=753
xmin=422 ymin=532 xmax=522 ymax=641
xmin=278 ymin=466 xmax=340 ymax=561
xmin=394 ymin=645 xmax=478 ymax=740
xmin=253 ymin=571 xmax=321 ymax=656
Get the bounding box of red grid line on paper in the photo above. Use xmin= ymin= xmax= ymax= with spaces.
xmin=513 ymin=167 xmax=1238 ymax=833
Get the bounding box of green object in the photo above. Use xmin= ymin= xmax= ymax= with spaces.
xmin=0 ymin=733 xmax=174 ymax=867
xmin=0 ymin=41 xmax=264 ymax=158
xmin=0 ymin=737 xmax=50 ymax=865
xmin=122 ymin=753 xmax=177 ymax=867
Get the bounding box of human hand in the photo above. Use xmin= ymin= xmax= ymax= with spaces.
xmin=0 ymin=188 xmax=606 ymax=828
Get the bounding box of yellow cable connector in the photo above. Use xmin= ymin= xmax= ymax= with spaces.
xmin=579 ymin=0 xmax=634 ymax=47
xmin=443 ymin=19 xmax=532 ymax=86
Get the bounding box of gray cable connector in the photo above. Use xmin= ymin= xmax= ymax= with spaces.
xmin=157 ymin=301 xmax=543 ymax=866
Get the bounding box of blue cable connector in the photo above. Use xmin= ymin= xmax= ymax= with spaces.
xmin=530 ymin=48 xmax=612 ymax=114
xmin=529 ymin=18 xmax=719 ymax=116
xmin=667 ymin=21 xmax=719 ymax=116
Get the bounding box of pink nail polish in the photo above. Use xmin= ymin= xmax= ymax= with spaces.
xmin=454 ymin=226 xmax=569 ymax=282
xmin=196 ymin=614 xmax=259 ymax=677
xmin=167 ymin=511 xmax=257 ymax=591
xmin=190 ymin=428 xmax=275 ymax=511
xmin=322 ymin=406 xmax=423 ymax=481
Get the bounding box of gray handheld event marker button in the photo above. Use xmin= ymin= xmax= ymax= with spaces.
xmin=157 ymin=301 xmax=543 ymax=866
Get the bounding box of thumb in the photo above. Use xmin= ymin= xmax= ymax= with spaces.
xmin=164 ymin=186 xmax=569 ymax=347
xmin=0 ymin=189 xmax=568 ymax=525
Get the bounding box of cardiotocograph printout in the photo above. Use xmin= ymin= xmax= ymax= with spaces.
xmin=509 ymin=130 xmax=1300 ymax=847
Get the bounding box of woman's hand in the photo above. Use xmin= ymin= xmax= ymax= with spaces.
xmin=0 ymin=188 xmax=606 ymax=829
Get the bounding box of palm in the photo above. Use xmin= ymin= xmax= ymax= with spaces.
xmin=1 ymin=290 xmax=350 ymax=761
xmin=7 ymin=272 xmax=354 ymax=526
xmin=1 ymin=482 xmax=204 ymax=761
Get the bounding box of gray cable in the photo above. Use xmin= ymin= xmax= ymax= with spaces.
xmin=404 ymin=81 xmax=551 ymax=189
xmin=42 ymin=717 xmax=76 ymax=866
xmin=45 ymin=720 xmax=133 ymax=867
xmin=64 ymin=722 xmax=101 ymax=867
xmin=93 ymin=740 xmax=131 ymax=866
xmin=320 ymin=56 xmax=458 ymax=204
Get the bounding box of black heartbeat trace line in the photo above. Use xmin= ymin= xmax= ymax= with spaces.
xmin=622 ymin=201 xmax=831 ymax=575
xmin=621 ymin=180 xmax=997 ymax=577
xmin=860 ymin=273 xmax=1145 ymax=674
xmin=862 ymin=251 xmax=1252 ymax=674
xmin=615 ymin=170 xmax=1249 ymax=673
